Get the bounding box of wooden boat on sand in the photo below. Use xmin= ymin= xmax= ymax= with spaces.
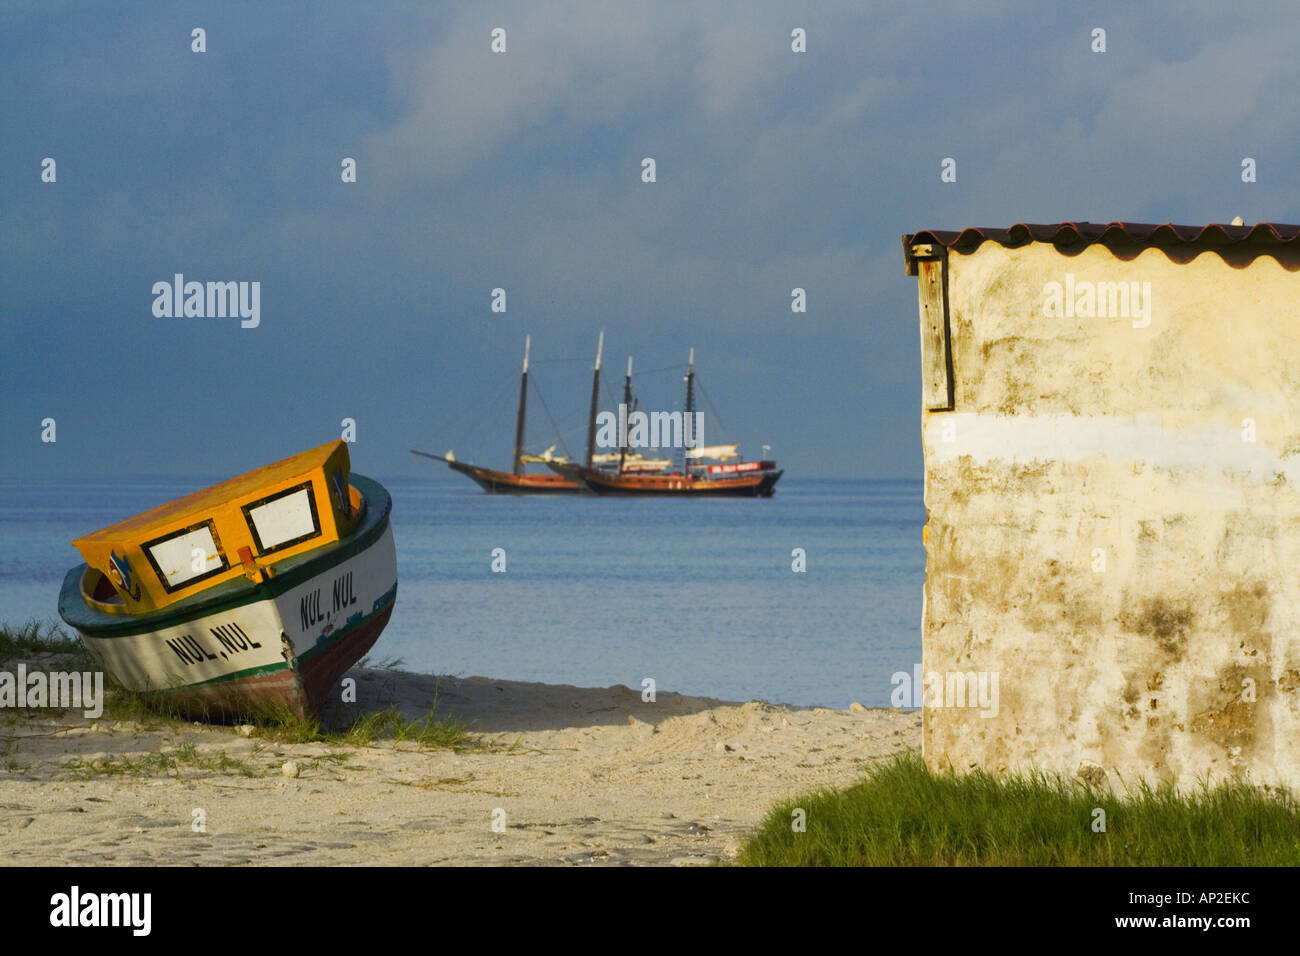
xmin=57 ymin=440 xmax=397 ymax=721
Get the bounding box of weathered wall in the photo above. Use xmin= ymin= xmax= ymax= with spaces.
xmin=919 ymin=240 xmax=1300 ymax=789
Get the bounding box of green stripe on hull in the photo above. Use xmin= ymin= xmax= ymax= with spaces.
xmin=166 ymin=583 xmax=398 ymax=692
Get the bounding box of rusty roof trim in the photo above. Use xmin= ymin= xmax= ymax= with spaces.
xmin=903 ymin=221 xmax=1300 ymax=272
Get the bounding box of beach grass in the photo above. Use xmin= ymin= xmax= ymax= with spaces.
xmin=0 ymin=620 xmax=88 ymax=661
xmin=252 ymin=676 xmax=476 ymax=750
xmin=735 ymin=751 xmax=1300 ymax=866
xmin=104 ymin=688 xmax=480 ymax=751
xmin=327 ymin=703 xmax=474 ymax=750
xmin=247 ymin=704 xmax=475 ymax=750
xmin=101 ymin=685 xmax=197 ymax=725
xmin=356 ymin=655 xmax=407 ymax=671
xmin=63 ymin=742 xmax=261 ymax=780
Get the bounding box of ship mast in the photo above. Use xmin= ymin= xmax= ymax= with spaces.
xmin=682 ymin=347 xmax=695 ymax=478
xmin=619 ymin=355 xmax=633 ymax=473
xmin=584 ymin=330 xmax=604 ymax=468
xmin=511 ymin=335 xmax=530 ymax=476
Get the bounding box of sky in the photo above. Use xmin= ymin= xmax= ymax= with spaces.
xmin=3 ymin=0 xmax=1299 ymax=480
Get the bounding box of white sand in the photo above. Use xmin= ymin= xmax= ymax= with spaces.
xmin=0 ymin=657 xmax=919 ymax=865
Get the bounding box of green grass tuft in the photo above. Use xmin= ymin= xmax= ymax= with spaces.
xmin=99 ymin=686 xmax=196 ymax=725
xmin=734 ymin=751 xmax=1300 ymax=866
xmin=0 ymin=621 xmax=88 ymax=661
xmin=249 ymin=696 xmax=474 ymax=751
xmin=327 ymin=703 xmax=474 ymax=750
xmin=63 ymin=743 xmax=261 ymax=780
xmin=356 ymin=655 xmax=407 ymax=671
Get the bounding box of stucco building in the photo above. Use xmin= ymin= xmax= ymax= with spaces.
xmin=903 ymin=222 xmax=1300 ymax=789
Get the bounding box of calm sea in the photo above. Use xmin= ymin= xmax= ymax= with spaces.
xmin=0 ymin=474 xmax=924 ymax=708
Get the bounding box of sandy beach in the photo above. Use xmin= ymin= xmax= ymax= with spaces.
xmin=1 ymin=653 xmax=919 ymax=865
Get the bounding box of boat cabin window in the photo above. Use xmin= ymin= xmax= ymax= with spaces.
xmin=142 ymin=520 xmax=229 ymax=592
xmin=240 ymin=481 xmax=322 ymax=556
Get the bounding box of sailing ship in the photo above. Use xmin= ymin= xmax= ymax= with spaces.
xmin=416 ymin=336 xmax=782 ymax=497
xmin=554 ymin=348 xmax=784 ymax=497
xmin=57 ymin=441 xmax=398 ymax=721
xmin=411 ymin=335 xmax=584 ymax=494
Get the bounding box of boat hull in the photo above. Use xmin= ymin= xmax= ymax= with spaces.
xmin=58 ymin=475 xmax=398 ymax=721
xmin=579 ymin=468 xmax=783 ymax=497
xmin=448 ymin=459 xmax=582 ymax=495
xmin=139 ymin=599 xmax=396 ymax=721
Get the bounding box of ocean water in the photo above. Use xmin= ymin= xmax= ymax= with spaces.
xmin=0 ymin=474 xmax=925 ymax=708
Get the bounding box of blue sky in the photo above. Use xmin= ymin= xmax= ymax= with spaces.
xmin=3 ymin=1 xmax=1296 ymax=479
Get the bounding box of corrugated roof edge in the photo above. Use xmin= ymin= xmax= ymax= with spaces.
xmin=902 ymin=221 xmax=1300 ymax=273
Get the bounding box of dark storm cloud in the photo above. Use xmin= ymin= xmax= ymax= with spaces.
xmin=3 ymin=1 xmax=1298 ymax=479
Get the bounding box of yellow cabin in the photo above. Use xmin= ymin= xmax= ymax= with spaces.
xmin=72 ymin=440 xmax=364 ymax=615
